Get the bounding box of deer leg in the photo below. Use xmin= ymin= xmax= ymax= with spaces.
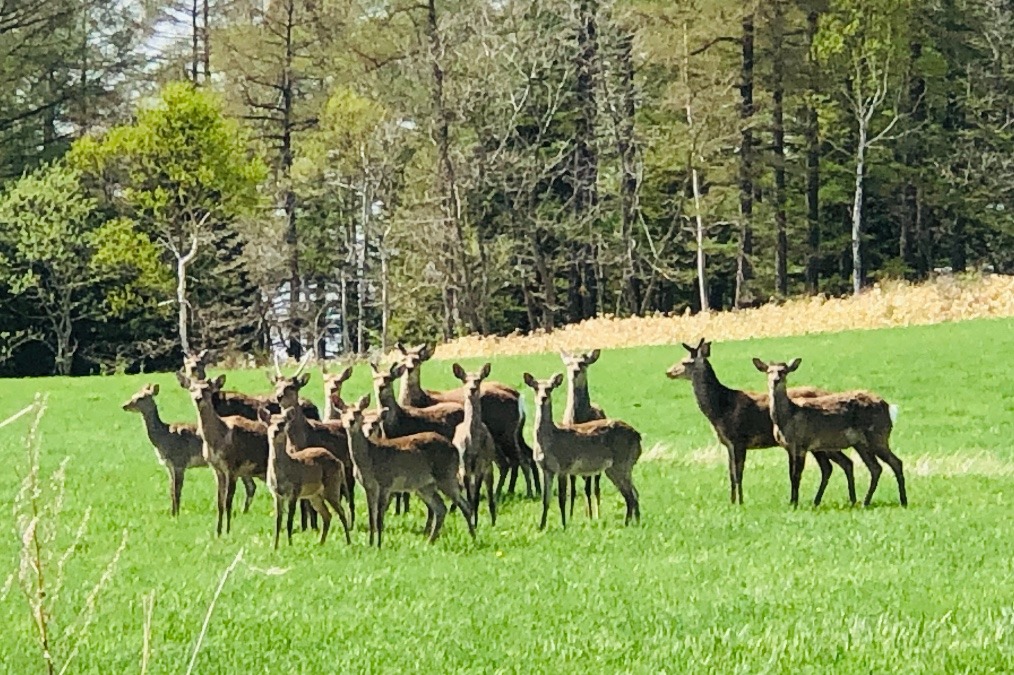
xmin=376 ymin=489 xmax=390 ymax=549
xmin=273 ymin=493 xmax=285 ymax=550
xmin=733 ymin=446 xmax=747 ymax=505
xmin=299 ymin=501 xmax=317 ymax=532
xmin=539 ymin=468 xmax=554 ymax=530
xmin=241 ymin=476 xmax=256 ymax=513
xmin=416 ymin=486 xmax=448 ymax=543
xmin=811 ymin=452 xmax=833 ymax=507
xmin=170 ymin=467 xmax=184 ymax=517
xmin=308 ymin=495 xmax=331 ymax=545
xmin=439 ymin=476 xmax=476 ymax=540
xmin=214 ymin=471 xmax=227 ymax=537
xmin=343 ymin=465 xmax=356 ymax=530
xmin=593 ymin=474 xmax=601 ymax=518
xmin=827 ymin=450 xmax=857 ymax=505
xmin=323 ymin=481 xmax=352 ymax=545
xmin=224 ymin=476 xmax=238 ymax=534
xmin=568 ymin=475 xmax=577 ymax=518
xmin=557 ymin=474 xmax=568 ymax=529
xmin=519 ymin=460 xmax=535 ymax=499
xmin=366 ymin=487 xmax=379 ymax=547
xmin=726 ymin=445 xmax=738 ymax=504
xmin=506 ymin=464 xmax=519 ymax=495
xmin=604 ymin=467 xmax=639 ymax=525
xmin=788 ymin=451 xmax=805 ymax=507
xmin=285 ymin=497 xmax=297 ymax=545
xmin=854 ymin=445 xmax=883 ymax=507
xmin=485 ymin=470 xmax=496 ymax=527
xmin=529 ymin=456 xmax=542 ymax=497
xmin=394 ymin=493 xmax=403 ymax=516
xmin=873 ymin=445 xmax=907 ymax=507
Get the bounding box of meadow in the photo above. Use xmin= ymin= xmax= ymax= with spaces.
xmin=1 ymin=318 xmax=1013 ymax=673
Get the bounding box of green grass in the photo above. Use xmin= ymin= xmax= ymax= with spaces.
xmin=1 ymin=318 xmax=1012 ymax=673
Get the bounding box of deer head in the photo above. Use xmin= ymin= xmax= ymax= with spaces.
xmin=122 ymin=383 xmax=160 ymax=412
xmin=752 ymin=357 xmax=802 ymax=391
xmin=322 ymin=365 xmax=354 ymax=410
xmin=560 ymin=349 xmax=601 ymax=382
xmin=452 ymin=362 xmax=491 ymax=400
xmin=370 ymin=362 xmax=405 ymax=404
xmin=666 ymin=338 xmax=711 ymax=380
xmin=179 ymin=349 xmax=210 ymax=384
xmin=523 ymin=372 xmax=564 ymax=407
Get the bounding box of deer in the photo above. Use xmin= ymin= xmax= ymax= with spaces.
xmin=272 ymin=370 xmax=357 ymax=530
xmin=321 ymin=364 xmax=354 ymax=421
xmin=523 ymin=373 xmax=642 ymax=530
xmin=667 ymin=339 xmax=857 ymax=507
xmin=181 ymin=349 xmax=321 ymax=421
xmin=122 ymin=383 xmax=256 ymax=517
xmin=560 ymin=349 xmax=607 ymax=519
xmin=176 ymin=372 xmax=269 ymax=536
xmin=753 ymin=357 xmax=907 ymax=508
xmin=395 ymin=342 xmax=540 ymax=498
xmin=341 ymin=395 xmax=476 ymax=548
xmin=451 ymin=363 xmax=499 ymax=527
xmin=263 ymin=408 xmax=352 ymax=549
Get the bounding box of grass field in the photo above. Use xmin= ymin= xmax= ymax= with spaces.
xmin=1 ymin=318 xmax=1012 ymax=673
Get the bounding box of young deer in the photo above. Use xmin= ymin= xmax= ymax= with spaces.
xmin=180 ymin=349 xmax=321 ymax=421
xmin=176 ymin=373 xmax=269 ymax=536
xmin=341 ymin=395 xmax=476 ymax=548
xmin=753 ymin=357 xmax=907 ymax=507
xmin=396 ymin=342 xmax=539 ymax=498
xmin=322 ymin=364 xmax=354 ymax=421
xmin=523 ymin=373 xmax=642 ymax=530
xmin=273 ymin=372 xmax=357 ymax=529
xmin=263 ymin=409 xmax=352 ymax=549
xmin=122 ymin=383 xmax=256 ymax=517
xmin=560 ymin=349 xmax=607 ymax=519
xmin=451 ymin=363 xmax=499 ymax=527
xmin=667 ymin=339 xmax=857 ymax=506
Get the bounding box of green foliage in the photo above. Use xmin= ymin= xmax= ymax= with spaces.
xmin=0 ymin=320 xmax=1011 ymax=669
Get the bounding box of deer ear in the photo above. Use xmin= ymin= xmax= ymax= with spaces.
xmin=559 ymin=350 xmax=571 ymax=361
xmin=696 ymin=337 xmax=706 ymax=350
xmin=452 ymin=363 xmax=467 ymax=382
xmin=265 ymin=370 xmax=276 ymax=385
xmin=681 ymin=342 xmax=695 ymax=353
xmin=369 ymin=361 xmax=380 ymax=373
xmin=297 ymin=373 xmax=311 ymax=388
xmin=175 ymin=370 xmax=190 ymax=389
xmin=587 ymin=349 xmax=601 ymax=363
xmin=213 ymin=374 xmax=227 ymax=390
xmin=197 ymin=349 xmax=209 ymax=362
xmin=479 ymin=362 xmax=491 ymax=379
xmin=752 ymin=358 xmax=768 ymax=372
xmin=522 ymin=372 xmax=538 ymax=389
xmin=151 ymin=383 xmax=160 ymax=396
xmin=355 ymin=394 xmax=370 ymax=411
xmin=391 ymin=363 xmax=406 ymax=378
xmin=422 ymin=343 xmax=435 ymax=360
xmin=787 ymin=357 xmax=802 ymax=372
xmin=550 ymin=373 xmax=564 ymax=389
xmin=257 ymin=407 xmax=271 ymax=424
xmin=700 ymin=341 xmax=711 ymax=358
xmin=396 ymin=341 xmax=407 ymax=354
xmin=338 ymin=366 xmax=353 ymax=382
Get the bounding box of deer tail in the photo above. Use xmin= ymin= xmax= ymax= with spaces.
xmin=517 ymin=392 xmax=526 ymax=424
xmin=888 ymin=404 xmax=900 ymax=424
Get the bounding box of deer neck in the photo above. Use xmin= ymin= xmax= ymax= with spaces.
xmin=284 ymin=405 xmax=311 ymax=449
xmin=346 ymin=424 xmax=372 ymax=474
xmin=376 ymin=384 xmax=402 ymax=428
xmin=691 ymin=360 xmax=734 ymax=422
xmin=463 ymin=392 xmax=483 ymax=433
xmin=564 ymin=373 xmax=593 ymax=425
xmin=399 ymin=367 xmax=427 ymax=407
xmin=532 ymin=396 xmax=558 ymax=452
xmin=194 ymin=398 xmax=229 ymax=448
xmin=137 ymin=403 xmax=171 ymax=445
xmin=323 ymin=392 xmax=345 ymax=421
xmin=768 ymin=379 xmax=795 ymax=428
xmin=268 ymin=431 xmax=293 ymax=470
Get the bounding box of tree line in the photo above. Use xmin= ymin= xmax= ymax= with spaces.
xmin=1 ymin=0 xmax=1011 ymax=376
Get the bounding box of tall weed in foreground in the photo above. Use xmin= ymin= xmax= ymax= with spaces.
xmin=2 ymin=395 xmax=127 ymax=675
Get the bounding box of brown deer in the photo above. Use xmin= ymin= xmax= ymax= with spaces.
xmin=176 ymin=372 xmax=268 ymax=536
xmin=263 ymin=409 xmax=352 ymax=548
xmin=272 ymin=371 xmax=357 ymax=529
xmin=396 ymin=342 xmax=540 ymax=498
xmin=341 ymin=395 xmax=476 ymax=548
xmin=523 ymin=373 xmax=642 ymax=530
xmin=752 ymin=357 xmax=907 ymax=507
xmin=560 ymin=349 xmax=606 ymax=519
xmin=180 ymin=349 xmax=321 ymax=421
xmin=321 ymin=364 xmax=354 ymax=421
xmin=122 ymin=383 xmax=256 ymax=517
xmin=667 ymin=339 xmax=857 ymax=506
xmin=371 ymin=362 xmax=464 ymax=440
xmin=451 ymin=363 xmax=499 ymax=527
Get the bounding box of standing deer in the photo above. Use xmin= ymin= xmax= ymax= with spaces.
xmin=341 ymin=395 xmax=476 ymax=548
xmin=264 ymin=409 xmax=352 ymax=548
xmin=667 ymin=339 xmax=857 ymax=506
xmin=396 ymin=342 xmax=540 ymax=498
xmin=752 ymin=357 xmax=907 ymax=507
xmin=523 ymin=373 xmax=642 ymax=530
xmin=176 ymin=373 xmax=268 ymax=536
xmin=273 ymin=371 xmax=357 ymax=529
xmin=322 ymin=364 xmax=354 ymax=421
xmin=560 ymin=350 xmax=606 ymax=519
xmin=122 ymin=383 xmax=256 ymax=517
xmin=451 ymin=363 xmax=499 ymax=527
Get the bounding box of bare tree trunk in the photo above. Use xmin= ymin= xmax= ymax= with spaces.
xmin=339 ymin=267 xmax=350 ymax=354
xmin=202 ymin=0 xmax=211 ymax=82
xmin=683 ymin=22 xmax=709 ymax=312
xmin=772 ymin=0 xmax=788 ymax=297
xmin=280 ymin=0 xmax=301 ymax=358
xmin=735 ymin=10 xmax=755 ymax=308
xmin=851 ymin=126 xmax=867 ymax=295
xmin=176 ymin=235 xmax=200 ymax=354
xmin=379 ymin=226 xmax=390 ymax=353
xmin=191 ymin=0 xmax=199 ymax=83
xmin=612 ymin=30 xmax=639 ymax=315
xmin=804 ymin=10 xmax=821 ymax=294
xmin=573 ymin=0 xmax=600 ymax=320
xmin=357 ymin=181 xmax=369 ymax=354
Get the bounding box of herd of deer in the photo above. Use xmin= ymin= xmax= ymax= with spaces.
xmin=121 ymin=338 xmax=907 ymax=550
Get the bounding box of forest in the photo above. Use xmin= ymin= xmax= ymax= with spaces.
xmin=0 ymin=0 xmax=1011 ymax=376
